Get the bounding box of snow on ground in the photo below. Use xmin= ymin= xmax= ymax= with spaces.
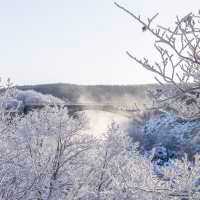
xmin=79 ymin=110 xmax=131 ymax=138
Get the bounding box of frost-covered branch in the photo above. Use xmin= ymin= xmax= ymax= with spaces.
xmin=115 ymin=2 xmax=200 ymax=119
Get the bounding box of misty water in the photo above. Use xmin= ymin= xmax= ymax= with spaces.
xmin=80 ymin=110 xmax=131 ymax=138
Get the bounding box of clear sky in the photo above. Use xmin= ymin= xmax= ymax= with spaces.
xmin=0 ymin=0 xmax=199 ymax=85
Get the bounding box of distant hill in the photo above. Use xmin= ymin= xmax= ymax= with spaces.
xmin=17 ymin=83 xmax=158 ymax=107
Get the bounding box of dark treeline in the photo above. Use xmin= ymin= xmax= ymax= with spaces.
xmin=17 ymin=83 xmax=157 ymax=104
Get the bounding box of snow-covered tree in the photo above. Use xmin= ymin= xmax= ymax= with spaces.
xmin=115 ymin=2 xmax=200 ymax=120
xmin=0 ymin=75 xmax=200 ymax=199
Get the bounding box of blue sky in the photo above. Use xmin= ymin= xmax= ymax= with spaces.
xmin=0 ymin=0 xmax=199 ymax=85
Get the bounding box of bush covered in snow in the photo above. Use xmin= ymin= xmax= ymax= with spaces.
xmin=0 ymin=84 xmax=199 ymax=200
xmin=0 ymin=82 xmax=200 ymax=199
xmin=129 ymin=111 xmax=200 ymax=160
xmin=1 ymin=105 xmax=200 ymax=199
xmin=0 ymin=88 xmax=65 ymax=113
xmin=14 ymin=89 xmax=64 ymax=106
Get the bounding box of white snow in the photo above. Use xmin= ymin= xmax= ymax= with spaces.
xmin=15 ymin=90 xmax=64 ymax=106
xmin=0 ymin=89 xmax=65 ymax=112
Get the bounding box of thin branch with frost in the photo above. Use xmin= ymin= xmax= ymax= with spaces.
xmin=115 ymin=2 xmax=200 ymax=119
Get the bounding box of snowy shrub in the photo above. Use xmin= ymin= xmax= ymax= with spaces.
xmin=0 ymin=83 xmax=65 ymax=113
xmin=1 ymin=81 xmax=199 ymax=199
xmin=129 ymin=111 xmax=200 ymax=160
xmin=0 ymin=93 xmax=200 ymax=199
xmin=14 ymin=89 xmax=64 ymax=106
